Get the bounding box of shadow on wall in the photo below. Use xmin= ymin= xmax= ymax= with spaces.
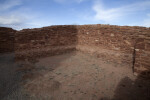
xmin=0 ymin=27 xmax=16 ymax=99
xmin=0 ymin=25 xmax=150 ymax=99
xmin=0 ymin=25 xmax=78 ymax=99
xmin=0 ymin=27 xmax=15 ymax=53
xmin=101 ymin=71 xmax=150 ymax=100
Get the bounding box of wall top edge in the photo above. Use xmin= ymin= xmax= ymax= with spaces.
xmin=0 ymin=24 xmax=150 ymax=32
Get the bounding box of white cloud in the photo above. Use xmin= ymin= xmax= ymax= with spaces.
xmin=0 ymin=15 xmax=52 ymax=30
xmin=26 ymin=20 xmax=52 ymax=29
xmin=0 ymin=0 xmax=26 ymax=29
xmin=0 ymin=13 xmax=52 ymax=30
xmin=93 ymin=0 xmax=150 ymax=24
xmin=93 ymin=3 xmax=122 ymax=22
xmin=0 ymin=13 xmax=30 ymax=30
xmin=147 ymin=14 xmax=150 ymax=17
xmin=0 ymin=0 xmax=52 ymax=30
xmin=0 ymin=15 xmax=25 ymax=25
xmin=54 ymin=0 xmax=85 ymax=3
xmin=142 ymin=14 xmax=150 ymax=27
xmin=0 ymin=0 xmax=22 ymax=11
xmin=143 ymin=19 xmax=150 ymax=27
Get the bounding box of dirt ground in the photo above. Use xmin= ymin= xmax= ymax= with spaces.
xmin=0 ymin=51 xmax=150 ymax=100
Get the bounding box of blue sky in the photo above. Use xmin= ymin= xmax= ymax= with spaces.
xmin=0 ymin=0 xmax=150 ymax=30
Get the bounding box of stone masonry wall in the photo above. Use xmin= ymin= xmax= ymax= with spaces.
xmin=15 ymin=25 xmax=78 ymax=60
xmin=76 ymin=24 xmax=150 ymax=77
xmin=0 ymin=24 xmax=149 ymax=77
xmin=134 ymin=29 xmax=150 ymax=77
xmin=0 ymin=27 xmax=16 ymax=53
xmin=76 ymin=25 xmax=135 ymax=65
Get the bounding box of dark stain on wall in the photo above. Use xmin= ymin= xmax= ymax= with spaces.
xmin=0 ymin=27 xmax=16 ymax=53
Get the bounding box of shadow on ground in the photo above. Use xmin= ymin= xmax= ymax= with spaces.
xmin=1 ymin=52 xmax=150 ymax=100
xmin=101 ymin=72 xmax=150 ymax=100
xmin=0 ymin=53 xmax=22 ymax=99
xmin=0 ymin=26 xmax=78 ymax=100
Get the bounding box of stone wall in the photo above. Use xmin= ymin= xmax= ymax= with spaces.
xmin=76 ymin=25 xmax=135 ymax=65
xmin=0 ymin=24 xmax=149 ymax=77
xmin=134 ymin=29 xmax=150 ymax=77
xmin=15 ymin=25 xmax=78 ymax=60
xmin=76 ymin=24 xmax=150 ymax=77
xmin=0 ymin=27 xmax=16 ymax=53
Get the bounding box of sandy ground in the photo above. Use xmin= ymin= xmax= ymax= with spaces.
xmin=0 ymin=51 xmax=150 ymax=100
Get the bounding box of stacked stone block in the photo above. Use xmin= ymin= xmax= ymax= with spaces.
xmin=0 ymin=24 xmax=149 ymax=77
xmin=0 ymin=27 xmax=16 ymax=53
xmin=14 ymin=25 xmax=78 ymax=60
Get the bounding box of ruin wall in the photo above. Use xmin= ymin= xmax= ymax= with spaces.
xmin=0 ymin=27 xmax=16 ymax=53
xmin=15 ymin=25 xmax=78 ymax=60
xmin=76 ymin=25 xmax=150 ymax=77
xmin=0 ymin=24 xmax=149 ymax=77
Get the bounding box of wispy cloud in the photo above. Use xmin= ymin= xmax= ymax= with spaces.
xmin=53 ymin=0 xmax=86 ymax=3
xmin=0 ymin=15 xmax=26 ymax=25
xmin=0 ymin=0 xmax=149 ymax=29
xmin=26 ymin=19 xmax=52 ymax=29
xmin=142 ymin=14 xmax=150 ymax=27
xmin=0 ymin=0 xmax=52 ymax=30
xmin=93 ymin=0 xmax=150 ymax=25
xmin=0 ymin=13 xmax=52 ymax=30
xmin=0 ymin=0 xmax=25 ymax=29
xmin=0 ymin=0 xmax=22 ymax=11
xmin=93 ymin=2 xmax=122 ymax=22
xmin=0 ymin=12 xmax=33 ymax=30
